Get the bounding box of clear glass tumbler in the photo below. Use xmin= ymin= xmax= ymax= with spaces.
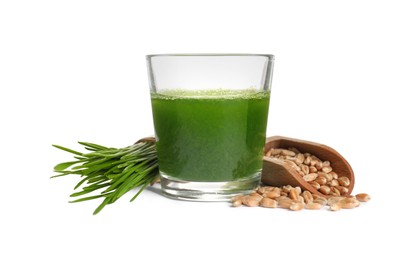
xmin=146 ymin=54 xmax=274 ymax=201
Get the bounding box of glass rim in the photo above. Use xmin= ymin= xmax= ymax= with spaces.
xmin=146 ymin=53 xmax=274 ymax=60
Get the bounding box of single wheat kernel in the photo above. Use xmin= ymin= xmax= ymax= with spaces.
xmin=296 ymin=153 xmax=305 ymax=164
xmin=289 ymin=188 xmax=299 ymax=201
xmin=309 ymin=181 xmax=321 ymax=190
xmin=265 ymin=190 xmax=281 ymax=199
xmin=260 ymin=197 xmax=278 ymax=208
xmin=303 ymin=173 xmax=318 ymax=182
xmin=338 ymin=176 xmax=350 ymax=187
xmin=319 ymin=185 xmax=331 ymax=195
xmin=316 ymin=176 xmax=328 ymax=185
xmin=355 ymin=193 xmax=371 ymax=202
xmin=277 ymin=199 xmax=293 ymax=209
xmin=289 ymin=202 xmax=304 ymax=211
xmin=309 ymin=166 xmax=318 ymax=173
xmin=340 ymin=198 xmax=359 ymax=209
xmin=302 ymin=190 xmax=314 ymax=204
xmin=305 ymin=202 xmax=322 ymax=210
xmin=241 ymin=196 xmax=261 ymax=207
xmin=330 ymin=203 xmax=341 ymax=211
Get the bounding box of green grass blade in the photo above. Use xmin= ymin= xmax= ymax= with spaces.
xmin=130 ymin=175 xmax=156 ymax=202
xmin=78 ymin=141 xmax=109 ymax=150
xmin=93 ymin=197 xmax=112 ymax=215
xmin=53 ymin=161 xmax=79 ymax=171
xmin=70 ymin=189 xmax=97 ymax=197
xmin=50 ymin=171 xmax=73 ymax=178
xmin=69 ymin=194 xmax=106 ymax=203
xmin=74 ymin=175 xmax=93 ymax=190
xmin=52 ymin=144 xmax=83 ymax=156
xmin=82 ymin=183 xmax=110 ymax=191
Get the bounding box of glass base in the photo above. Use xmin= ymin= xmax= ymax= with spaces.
xmin=160 ymin=172 xmax=261 ymax=201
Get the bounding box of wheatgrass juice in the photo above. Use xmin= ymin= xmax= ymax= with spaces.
xmin=151 ymin=89 xmax=270 ymax=182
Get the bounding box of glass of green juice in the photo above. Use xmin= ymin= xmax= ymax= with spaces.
xmin=146 ymin=54 xmax=274 ymax=201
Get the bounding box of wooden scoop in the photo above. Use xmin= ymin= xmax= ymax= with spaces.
xmin=262 ymin=136 xmax=355 ymax=197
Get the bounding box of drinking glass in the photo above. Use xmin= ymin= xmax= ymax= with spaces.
xmin=146 ymin=54 xmax=274 ymax=201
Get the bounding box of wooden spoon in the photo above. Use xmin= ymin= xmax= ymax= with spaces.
xmin=261 ymin=136 xmax=355 ymax=197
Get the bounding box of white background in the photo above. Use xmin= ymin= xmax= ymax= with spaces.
xmin=1 ymin=0 xmax=418 ymax=259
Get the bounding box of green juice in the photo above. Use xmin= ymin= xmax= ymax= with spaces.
xmin=151 ymin=89 xmax=270 ymax=182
